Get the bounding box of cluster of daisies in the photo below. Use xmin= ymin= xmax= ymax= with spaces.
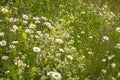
xmin=0 ymin=6 xmax=62 ymax=79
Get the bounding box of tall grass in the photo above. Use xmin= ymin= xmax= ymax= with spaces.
xmin=0 ymin=0 xmax=120 ymax=80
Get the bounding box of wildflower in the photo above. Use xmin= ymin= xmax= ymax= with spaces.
xmin=52 ymin=72 xmax=61 ymax=80
xmin=0 ymin=40 xmax=7 ymax=46
xmin=117 ymin=72 xmax=120 ymax=77
xmin=1 ymin=56 xmax=9 ymax=60
xmin=36 ymin=31 xmax=43 ymax=37
xmin=59 ymin=48 xmax=64 ymax=53
xmin=9 ymin=18 xmax=18 ymax=22
xmin=29 ymin=23 xmax=36 ymax=29
xmin=67 ymin=55 xmax=73 ymax=60
xmin=33 ymin=47 xmax=41 ymax=52
xmin=10 ymin=25 xmax=18 ymax=32
xmin=33 ymin=17 xmax=40 ymax=21
xmin=47 ymin=71 xmax=54 ymax=76
xmin=116 ymin=27 xmax=120 ymax=32
xmin=55 ymin=38 xmax=63 ymax=44
xmin=89 ymin=36 xmax=93 ymax=39
xmin=102 ymin=69 xmax=107 ymax=74
xmin=81 ymin=31 xmax=85 ymax=34
xmin=5 ymin=70 xmax=10 ymax=74
xmin=23 ymin=20 xmax=28 ymax=24
xmin=103 ymin=36 xmax=109 ymax=41
xmin=108 ymin=55 xmax=115 ymax=60
xmin=22 ymin=14 xmax=29 ymax=20
xmin=12 ymin=41 xmax=18 ymax=44
xmin=102 ymin=59 xmax=106 ymax=62
xmin=0 ymin=32 xmax=4 ymax=37
xmin=15 ymin=60 xmax=24 ymax=67
xmin=25 ymin=28 xmax=33 ymax=34
xmin=115 ymin=43 xmax=120 ymax=49
xmin=41 ymin=16 xmax=47 ymax=21
xmin=44 ymin=22 xmax=52 ymax=29
xmin=1 ymin=7 xmax=8 ymax=13
xmin=9 ymin=45 xmax=16 ymax=49
xmin=88 ymin=51 xmax=93 ymax=55
xmin=111 ymin=63 xmax=116 ymax=68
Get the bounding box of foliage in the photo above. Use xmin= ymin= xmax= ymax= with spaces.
xmin=0 ymin=0 xmax=120 ymax=80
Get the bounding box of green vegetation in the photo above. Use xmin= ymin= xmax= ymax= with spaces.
xmin=0 ymin=0 xmax=120 ymax=80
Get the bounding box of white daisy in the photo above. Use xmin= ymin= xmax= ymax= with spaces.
xmin=10 ymin=25 xmax=18 ymax=32
xmin=103 ymin=36 xmax=109 ymax=41
xmin=102 ymin=69 xmax=107 ymax=74
xmin=15 ymin=60 xmax=24 ymax=67
xmin=9 ymin=45 xmax=16 ymax=49
xmin=55 ymin=38 xmax=63 ymax=44
xmin=1 ymin=56 xmax=9 ymax=60
xmin=22 ymin=14 xmax=29 ymax=20
xmin=44 ymin=22 xmax=52 ymax=29
xmin=102 ymin=59 xmax=106 ymax=62
xmin=41 ymin=16 xmax=47 ymax=21
xmin=117 ymin=72 xmax=120 ymax=77
xmin=52 ymin=72 xmax=61 ymax=80
xmin=59 ymin=48 xmax=64 ymax=53
xmin=12 ymin=41 xmax=18 ymax=44
xmin=1 ymin=7 xmax=8 ymax=13
xmin=115 ymin=43 xmax=120 ymax=49
xmin=0 ymin=40 xmax=7 ymax=46
xmin=67 ymin=55 xmax=73 ymax=60
xmin=33 ymin=47 xmax=41 ymax=52
xmin=111 ymin=63 xmax=116 ymax=68
xmin=29 ymin=23 xmax=36 ymax=29
xmin=116 ymin=27 xmax=120 ymax=32
xmin=0 ymin=32 xmax=4 ymax=37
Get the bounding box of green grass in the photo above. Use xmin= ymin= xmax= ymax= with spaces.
xmin=0 ymin=0 xmax=120 ymax=80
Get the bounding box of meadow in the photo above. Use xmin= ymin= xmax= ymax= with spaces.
xmin=0 ymin=0 xmax=120 ymax=80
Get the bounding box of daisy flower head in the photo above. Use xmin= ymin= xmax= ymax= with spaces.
xmin=0 ymin=32 xmax=4 ymax=37
xmin=111 ymin=63 xmax=116 ymax=68
xmin=22 ymin=14 xmax=29 ymax=20
xmin=33 ymin=47 xmax=41 ymax=53
xmin=25 ymin=28 xmax=33 ymax=34
xmin=52 ymin=72 xmax=61 ymax=80
xmin=0 ymin=40 xmax=7 ymax=46
xmin=116 ymin=27 xmax=120 ymax=32
xmin=44 ymin=22 xmax=52 ymax=29
xmin=29 ymin=23 xmax=36 ymax=29
xmin=102 ymin=69 xmax=107 ymax=74
xmin=47 ymin=71 xmax=54 ymax=76
xmin=41 ymin=16 xmax=48 ymax=21
xmin=117 ymin=72 xmax=120 ymax=77
xmin=1 ymin=56 xmax=9 ymax=60
xmin=10 ymin=25 xmax=18 ymax=32
xmin=9 ymin=45 xmax=16 ymax=49
xmin=115 ymin=43 xmax=120 ymax=49
xmin=12 ymin=41 xmax=18 ymax=44
xmin=9 ymin=18 xmax=18 ymax=22
xmin=67 ymin=55 xmax=73 ymax=60
xmin=15 ymin=60 xmax=24 ymax=67
xmin=23 ymin=20 xmax=28 ymax=24
xmin=5 ymin=70 xmax=10 ymax=74
xmin=102 ymin=59 xmax=106 ymax=62
xmin=59 ymin=48 xmax=64 ymax=53
xmin=33 ymin=17 xmax=39 ymax=20
xmin=1 ymin=7 xmax=8 ymax=13
xmin=103 ymin=36 xmax=109 ymax=41
xmin=55 ymin=38 xmax=64 ymax=44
